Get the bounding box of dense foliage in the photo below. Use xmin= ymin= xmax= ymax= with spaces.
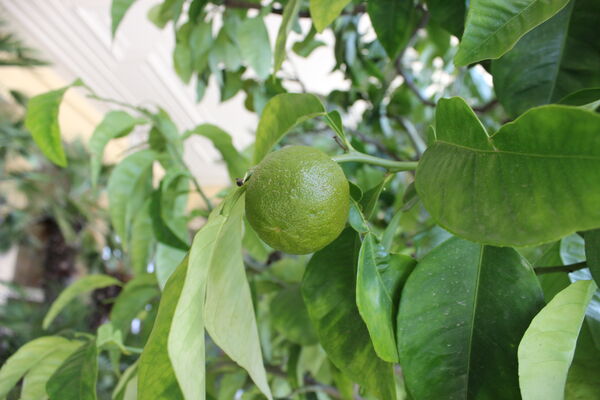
xmin=1 ymin=1 xmax=600 ymax=399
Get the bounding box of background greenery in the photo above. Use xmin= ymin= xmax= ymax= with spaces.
xmin=1 ymin=1 xmax=599 ymax=399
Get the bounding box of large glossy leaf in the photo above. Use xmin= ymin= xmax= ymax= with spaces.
xmin=111 ymin=0 xmax=137 ymax=36
xmin=202 ymin=194 xmax=272 ymax=399
xmin=110 ymin=274 xmax=159 ymax=336
xmin=46 ymin=340 xmax=98 ymax=400
xmin=310 ymin=0 xmax=351 ymax=33
xmin=238 ymin=17 xmax=272 ymax=80
xmin=273 ymin=0 xmax=301 ymax=74
xmin=425 ymin=0 xmax=465 ymax=37
xmin=20 ymin=341 xmax=82 ymax=400
xmin=416 ymin=97 xmax=600 ymax=246
xmin=43 ymin=275 xmax=122 ymax=329
xmin=368 ymin=0 xmax=419 ymax=58
xmin=138 ymin=257 xmax=187 ymax=400
xmin=584 ymin=229 xmax=600 ymax=286
xmin=0 ymin=336 xmax=73 ymax=398
xmin=397 ymin=237 xmax=545 ymax=399
xmin=253 ymin=93 xmax=325 ymax=164
xmin=24 ymin=81 xmax=82 ymax=167
xmin=357 ymin=233 xmax=416 ymax=363
xmin=455 ymin=0 xmax=570 ymax=66
xmin=270 ymin=285 xmax=318 ymax=345
xmin=302 ymin=228 xmax=397 ymax=399
xmin=518 ymin=280 xmax=597 ymax=400
xmin=187 ymin=124 xmax=249 ymax=180
xmin=492 ymin=0 xmax=600 ymax=117
xmin=107 ymin=150 xmax=155 ymax=245
xmin=90 ymin=110 xmax=144 ymax=186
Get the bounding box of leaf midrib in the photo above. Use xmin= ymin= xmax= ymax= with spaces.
xmin=464 ymin=246 xmax=484 ymax=400
xmin=435 ymin=140 xmax=600 ymax=161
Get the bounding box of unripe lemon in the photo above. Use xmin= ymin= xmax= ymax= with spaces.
xmin=245 ymin=146 xmax=350 ymax=255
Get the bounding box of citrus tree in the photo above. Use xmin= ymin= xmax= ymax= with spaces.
xmin=1 ymin=0 xmax=600 ymax=399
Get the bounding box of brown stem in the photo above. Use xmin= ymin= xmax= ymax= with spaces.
xmin=534 ymin=261 xmax=587 ymax=275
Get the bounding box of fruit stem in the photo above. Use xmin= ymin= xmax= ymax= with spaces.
xmin=332 ymin=152 xmax=418 ymax=171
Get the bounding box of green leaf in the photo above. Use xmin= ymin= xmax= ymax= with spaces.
xmin=559 ymin=88 xmax=600 ymax=109
xmin=174 ymin=41 xmax=193 ymax=84
xmin=302 ymin=228 xmax=397 ymax=399
xmin=90 ymin=110 xmax=144 ymax=187
xmin=310 ymin=0 xmax=351 ymax=33
xmin=242 ymin=218 xmax=270 ymax=263
xmin=492 ymin=0 xmax=600 ymax=117
xmin=397 ymin=237 xmax=545 ymax=399
xmin=348 ymin=199 xmax=369 ymax=234
xmin=360 ymin=174 xmax=392 ymax=220
xmin=238 ymin=17 xmax=272 ymax=80
xmin=155 ymin=243 xmax=187 ymax=290
xmin=271 ymin=285 xmax=318 ymax=345
xmin=357 ymin=233 xmax=416 ymax=363
xmin=584 ymin=229 xmax=600 ymax=286
xmin=253 ymin=93 xmax=325 ymax=164
xmin=416 ymin=97 xmax=600 ymax=246
xmin=187 ymin=124 xmax=249 ymax=180
xmin=518 ymin=280 xmax=597 ymax=400
xmin=274 ymin=0 xmax=301 ymax=74
xmin=0 ymin=336 xmax=75 ymax=398
xmin=96 ymin=322 xmax=127 ymax=353
xmin=150 ymin=170 xmax=190 ymax=250
xmin=169 ymin=192 xmax=272 ymax=400
xmin=24 ymin=80 xmax=82 ymax=167
xmin=20 ymin=341 xmax=82 ymax=400
xmin=138 ymin=257 xmax=187 ymax=400
xmin=202 ymin=194 xmax=272 ymax=399
xmin=566 ymin=320 xmax=600 ymax=399
xmin=111 ymin=0 xmax=137 ymax=36
xmin=110 ymin=274 xmax=159 ymax=335
xmin=129 ymin=199 xmax=155 ymax=275
xmin=107 ymin=150 xmax=155 ymax=246
xmin=368 ymin=0 xmax=419 ymax=58
xmin=213 ymin=29 xmax=243 ymax=71
xmin=46 ymin=340 xmax=98 ymax=400
xmin=425 ymin=0 xmax=465 ymax=37
xmin=43 ymin=274 xmax=122 ymax=329
xmin=112 ymin=361 xmax=137 ymax=400
xmin=455 ymin=0 xmax=570 ymax=66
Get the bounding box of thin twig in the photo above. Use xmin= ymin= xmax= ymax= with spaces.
xmin=534 ymin=261 xmax=587 ymax=275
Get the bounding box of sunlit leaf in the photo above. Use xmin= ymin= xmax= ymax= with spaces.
xmin=90 ymin=111 xmax=144 ymax=186
xmin=518 ymin=280 xmax=597 ymax=400
xmin=43 ymin=275 xmax=122 ymax=329
xmin=310 ymin=0 xmax=351 ymax=33
xmin=0 ymin=336 xmax=76 ymax=398
xmin=253 ymin=93 xmax=325 ymax=164
xmin=274 ymin=0 xmax=301 ymax=74
xmin=107 ymin=150 xmax=155 ymax=246
xmin=24 ymin=80 xmax=82 ymax=167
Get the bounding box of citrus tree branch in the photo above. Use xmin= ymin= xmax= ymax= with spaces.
xmin=534 ymin=261 xmax=587 ymax=275
xmin=332 ymin=152 xmax=418 ymax=171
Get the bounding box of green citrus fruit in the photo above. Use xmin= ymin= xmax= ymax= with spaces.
xmin=245 ymin=145 xmax=350 ymax=255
